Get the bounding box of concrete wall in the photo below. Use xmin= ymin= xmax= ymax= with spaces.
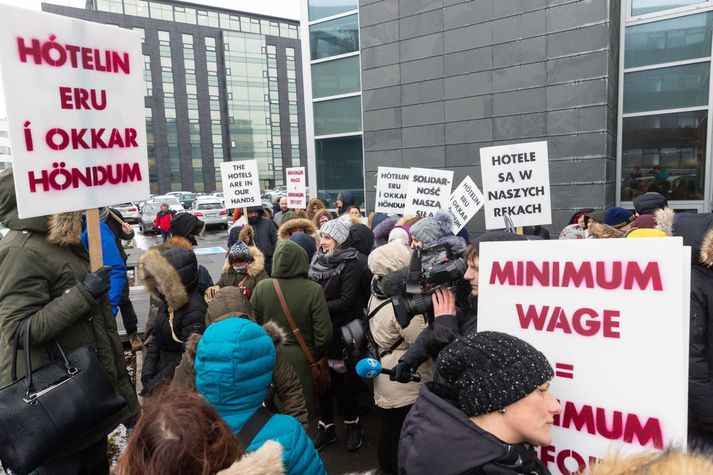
xmin=359 ymin=0 xmax=621 ymax=234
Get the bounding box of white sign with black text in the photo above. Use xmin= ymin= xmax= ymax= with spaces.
xmin=404 ymin=167 xmax=453 ymax=218
xmin=480 ymin=141 xmax=551 ymax=230
xmin=220 ymin=160 xmax=261 ymax=208
xmin=447 ymin=176 xmax=484 ymax=234
xmin=375 ymin=166 xmax=410 ymax=214
xmin=286 ymin=167 xmax=306 ymax=209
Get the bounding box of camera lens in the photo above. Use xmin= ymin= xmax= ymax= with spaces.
xmin=392 ymin=294 xmax=433 ymax=329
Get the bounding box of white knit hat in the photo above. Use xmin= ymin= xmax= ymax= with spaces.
xmin=319 ymin=218 xmax=350 ymax=245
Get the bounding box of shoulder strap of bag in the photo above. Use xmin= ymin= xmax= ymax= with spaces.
xmin=365 ymin=297 xmax=404 ymax=359
xmin=366 ymin=299 xmax=392 ymax=321
xmin=380 ymin=336 xmax=404 ymax=359
xmin=273 ymin=279 xmax=317 ymax=366
xmin=236 ymin=406 xmax=273 ymax=448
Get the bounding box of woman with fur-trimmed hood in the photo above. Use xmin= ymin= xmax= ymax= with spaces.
xmin=0 ymin=167 xmax=140 ymax=473
xmin=306 ymin=198 xmax=326 ymax=221
xmin=216 ymin=240 xmax=268 ymax=298
xmin=311 ymin=208 xmax=333 ymax=231
xmin=278 ymin=217 xmax=317 ymax=242
xmin=140 ymin=246 xmax=207 ymax=394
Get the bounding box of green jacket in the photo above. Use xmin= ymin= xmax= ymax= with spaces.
xmin=251 ymin=239 xmax=332 ymax=419
xmin=0 ymin=167 xmax=139 ymax=456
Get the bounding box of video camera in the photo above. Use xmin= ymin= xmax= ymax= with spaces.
xmin=391 ymin=242 xmax=468 ymax=329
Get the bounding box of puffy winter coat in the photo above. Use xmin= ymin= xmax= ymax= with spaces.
xmin=218 ymin=440 xmax=284 ymax=475
xmin=196 ymin=318 xmax=325 ymax=475
xmin=154 ymin=209 xmax=174 ymax=232
xmin=105 ymin=208 xmax=134 ymax=263
xmin=0 ymin=167 xmax=139 ymax=456
xmin=251 ymin=240 xmax=332 ymax=418
xmin=140 ymin=247 xmax=207 ymax=393
xmin=80 ymin=219 xmax=127 ymax=316
xmin=229 ymin=218 xmax=278 ymax=274
xmin=216 ymin=245 xmax=269 ymax=298
xmin=343 ymin=223 xmax=375 ymax=299
xmin=368 ymin=241 xmax=432 ymax=409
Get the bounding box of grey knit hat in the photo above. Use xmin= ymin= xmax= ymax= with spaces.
xmin=437 ymin=331 xmax=553 ymax=417
xmin=319 ymin=218 xmax=350 ymax=245
xmin=410 ymin=210 xmax=454 ymax=246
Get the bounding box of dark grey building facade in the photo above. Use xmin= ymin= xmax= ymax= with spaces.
xmin=359 ymin=0 xmax=621 ymax=232
xmin=44 ymin=0 xmax=307 ymax=194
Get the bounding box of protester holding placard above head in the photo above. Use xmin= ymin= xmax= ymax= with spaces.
xmin=309 ymin=216 xmax=369 ymax=451
xmin=154 ymin=203 xmax=175 ymax=242
xmin=274 ymin=197 xmax=290 ymax=226
xmin=336 ymin=191 xmax=355 ymax=217
xmin=0 ymin=168 xmax=140 ymax=473
xmin=307 ymin=197 xmax=326 ymax=221
xmin=399 ymin=332 xmax=560 ymax=475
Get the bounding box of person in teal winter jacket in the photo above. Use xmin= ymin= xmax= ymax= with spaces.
xmin=80 ymin=217 xmax=127 ymax=316
xmin=195 ymin=317 xmax=326 ymax=475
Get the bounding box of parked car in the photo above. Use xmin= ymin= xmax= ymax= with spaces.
xmin=152 ymin=195 xmax=185 ymax=212
xmin=139 ymin=201 xmax=163 ymax=235
xmin=113 ymin=202 xmax=140 ymax=223
xmin=191 ymin=198 xmax=228 ymax=229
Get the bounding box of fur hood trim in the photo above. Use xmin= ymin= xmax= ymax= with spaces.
xmin=312 ymin=209 xmax=333 ymax=228
xmin=306 ymin=198 xmax=325 ymax=219
xmin=239 ymin=224 xmax=255 ymax=246
xmin=278 ymin=218 xmax=316 ymax=240
xmin=262 ymin=320 xmax=287 ymax=350
xmin=165 ymin=235 xmax=193 ymax=250
xmin=221 ymin=246 xmax=265 ymax=277
xmin=588 ymin=449 xmax=713 ymax=475
xmin=217 ymin=440 xmax=284 ymax=475
xmin=700 ymin=228 xmax=713 ymax=267
xmin=588 ymin=222 xmax=625 ymax=239
xmin=139 ymin=248 xmax=189 ymax=309
xmin=654 ymin=207 xmax=675 ymax=236
xmin=47 ymin=212 xmax=83 ymax=247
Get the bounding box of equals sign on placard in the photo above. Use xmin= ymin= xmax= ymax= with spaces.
xmin=555 ymin=363 xmax=574 ymax=379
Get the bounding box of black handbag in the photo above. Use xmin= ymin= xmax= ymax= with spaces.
xmin=0 ymin=316 xmax=127 ymax=474
xmin=341 ymin=299 xmax=404 ymax=369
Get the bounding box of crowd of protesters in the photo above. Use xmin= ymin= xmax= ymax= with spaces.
xmin=2 ymin=163 xmax=713 ymax=475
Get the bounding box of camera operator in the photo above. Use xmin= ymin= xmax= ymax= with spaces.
xmin=392 ymin=232 xmax=529 ymax=383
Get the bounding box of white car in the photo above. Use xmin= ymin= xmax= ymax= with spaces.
xmin=152 ymin=195 xmax=185 ymax=213
xmin=191 ymin=199 xmax=228 ymax=229
xmin=113 ymin=202 xmax=140 ymax=223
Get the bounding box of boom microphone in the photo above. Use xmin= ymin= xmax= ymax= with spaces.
xmin=355 ymin=358 xmax=421 ymax=382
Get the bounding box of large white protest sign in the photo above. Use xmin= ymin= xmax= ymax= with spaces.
xmin=404 ymin=167 xmax=453 ymax=217
xmin=0 ymin=6 xmax=149 ymax=219
xmin=375 ymin=167 xmax=410 ymax=214
xmin=286 ymin=167 xmax=306 ymax=208
xmin=447 ymin=176 xmax=484 ymax=233
xmin=480 ymin=141 xmax=551 ymax=229
xmin=220 ymin=160 xmax=261 ymax=208
xmin=478 ymin=239 xmax=690 ymax=474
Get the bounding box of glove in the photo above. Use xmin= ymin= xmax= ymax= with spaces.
xmin=390 ymin=361 xmax=415 ymax=384
xmin=80 ymin=266 xmax=112 ymax=299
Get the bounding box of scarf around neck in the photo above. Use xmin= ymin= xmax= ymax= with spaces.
xmin=308 ymin=247 xmax=358 ymax=281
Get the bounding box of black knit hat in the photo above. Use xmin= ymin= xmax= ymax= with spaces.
xmin=437 ymin=331 xmax=553 ymax=417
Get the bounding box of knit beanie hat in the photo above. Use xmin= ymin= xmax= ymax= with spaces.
xmin=437 ymin=331 xmax=553 ymax=417
xmin=410 ymin=210 xmax=454 ymax=246
xmin=228 ymin=240 xmax=254 ymax=263
xmin=604 ymin=207 xmax=635 ymax=229
xmin=320 ymin=218 xmax=350 ymax=245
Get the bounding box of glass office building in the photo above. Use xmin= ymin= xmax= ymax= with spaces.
xmin=306 ymin=0 xmax=364 ymax=207
xmin=44 ymin=0 xmax=306 ymax=194
xmin=620 ymin=2 xmax=713 ymax=212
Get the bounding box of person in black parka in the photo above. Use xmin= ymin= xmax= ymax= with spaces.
xmin=342 ymin=223 xmax=375 ymax=300
xmin=309 ymin=216 xmax=367 ymax=452
xmin=229 ymin=206 xmax=278 ymax=276
xmin=139 ymin=246 xmax=207 ymax=395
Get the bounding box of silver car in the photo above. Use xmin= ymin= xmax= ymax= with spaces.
xmin=113 ymin=202 xmax=140 ymax=223
xmin=192 ymin=199 xmax=228 ymax=229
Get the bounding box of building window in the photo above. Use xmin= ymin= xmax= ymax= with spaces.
xmin=309 ymin=0 xmax=358 ymax=21
xmin=316 ymin=135 xmax=364 ymax=208
xmin=621 ymin=110 xmax=707 ymax=201
xmin=311 ymin=55 xmax=360 ymax=98
xmin=623 ymin=62 xmax=710 ymax=114
xmin=309 ymin=14 xmax=359 ymax=60
xmin=314 ymin=96 xmax=362 ymax=136
xmin=631 ymin=0 xmax=707 ymax=17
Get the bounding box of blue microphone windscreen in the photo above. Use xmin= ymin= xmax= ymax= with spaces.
xmin=355 ymin=358 xmax=382 ymax=379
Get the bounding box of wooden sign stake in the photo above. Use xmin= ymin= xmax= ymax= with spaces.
xmin=86 ymin=208 xmax=104 ymax=272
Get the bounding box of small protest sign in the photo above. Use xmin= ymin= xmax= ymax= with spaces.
xmin=375 ymin=167 xmax=410 ymax=214
xmin=447 ymin=176 xmax=484 ymax=234
xmin=478 ymin=238 xmax=690 ymax=474
xmin=220 ymin=160 xmax=261 ymax=208
xmin=404 ymin=167 xmax=453 ymax=218
xmin=480 ymin=141 xmax=551 ymax=230
xmin=0 ymin=5 xmax=149 ymax=219
xmin=286 ymin=167 xmax=306 ymax=209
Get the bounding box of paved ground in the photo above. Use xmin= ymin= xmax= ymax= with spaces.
xmin=118 ymin=224 xmax=382 ymax=474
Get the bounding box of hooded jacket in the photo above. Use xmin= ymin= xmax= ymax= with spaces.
xmin=343 ymin=223 xmax=375 ymax=300
xmin=140 ymin=247 xmax=207 ymax=393
xmin=251 ymin=240 xmax=332 ymax=418
xmin=0 ymin=167 xmax=139 ymax=456
xmin=216 ymin=245 xmax=268 ymax=297
xmin=399 ymin=383 xmax=549 ymax=475
xmin=278 ymin=218 xmax=317 ymax=241
xmin=311 ymin=209 xmax=333 ymax=230
xmin=306 ymin=198 xmax=326 ymax=221
xmin=229 ymin=219 xmax=278 ymax=275
xmin=171 ymin=286 xmax=309 ymax=427
xmin=373 ymin=216 xmax=399 ymax=248
xmin=196 ymin=318 xmax=325 ymax=475
xmin=336 ymin=191 xmax=355 ymax=216
xmin=368 ymin=241 xmax=432 ymax=409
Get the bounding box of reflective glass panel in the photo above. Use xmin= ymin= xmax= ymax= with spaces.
xmin=623 ymin=62 xmax=710 ymax=113
xmin=625 ymin=12 xmax=713 ymax=68
xmin=314 ymin=96 xmax=362 ymax=135
xmin=316 ymin=135 xmax=364 ymax=208
xmin=309 ymin=0 xmax=358 ymax=21
xmin=310 ymin=14 xmax=359 ymax=60
xmin=312 ymin=56 xmax=361 ymax=98
xmin=632 ymin=0 xmax=706 ymax=17
xmin=621 ymin=110 xmax=706 ymax=201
